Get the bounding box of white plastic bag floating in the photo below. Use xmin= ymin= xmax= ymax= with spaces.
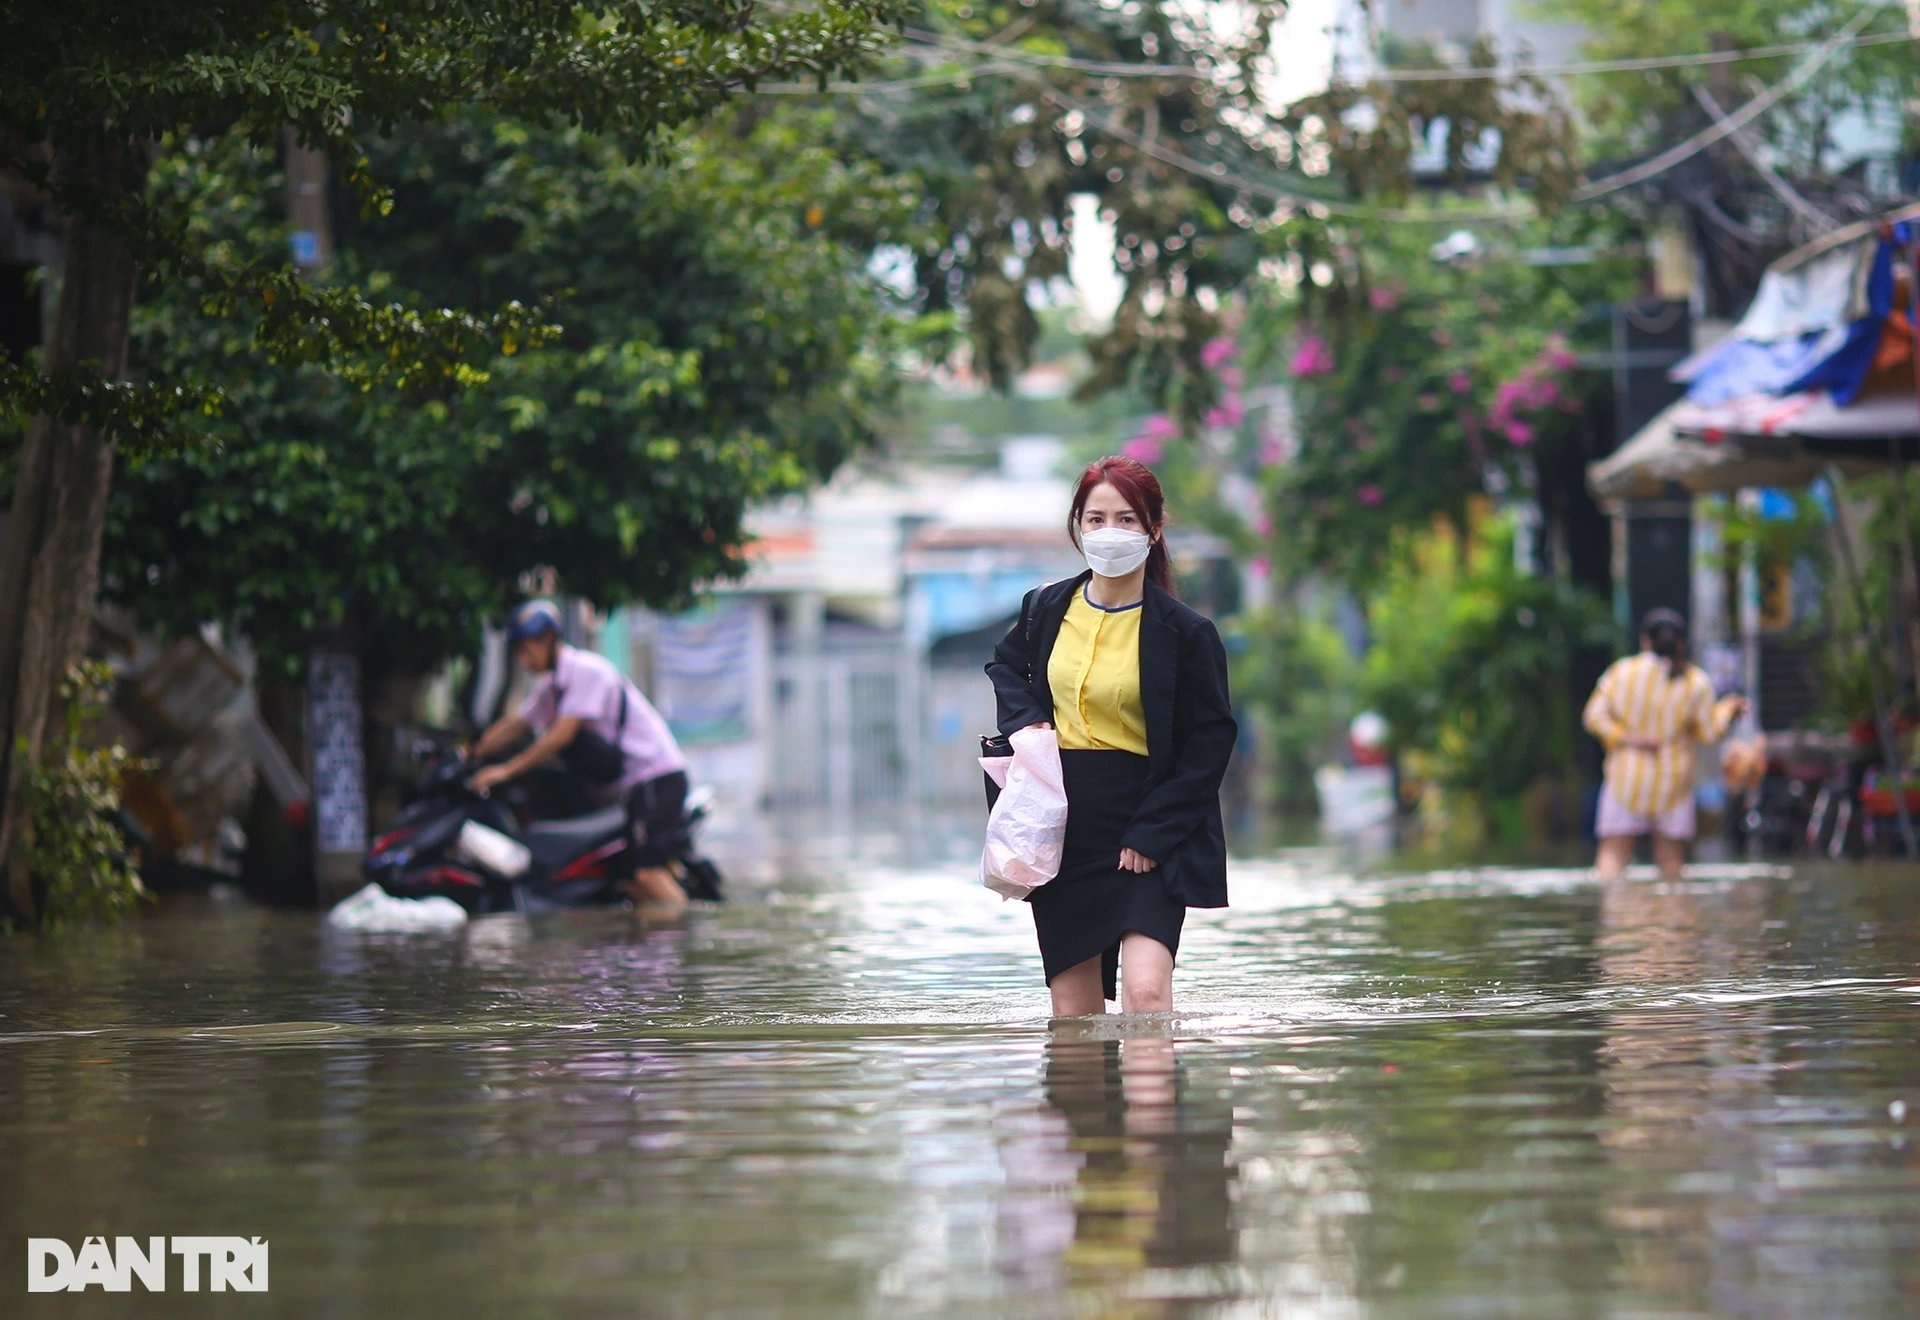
xmin=326 ymin=883 xmax=468 ymax=932
xmin=979 ymin=726 xmax=1069 ymax=900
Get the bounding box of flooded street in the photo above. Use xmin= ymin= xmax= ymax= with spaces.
xmin=5 ymin=833 xmax=1920 ymax=1317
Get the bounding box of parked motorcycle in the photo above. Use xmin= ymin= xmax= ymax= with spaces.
xmin=363 ymin=750 xmax=723 ymax=914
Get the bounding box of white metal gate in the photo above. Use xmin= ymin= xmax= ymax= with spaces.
xmin=768 ymin=649 xmax=925 ymax=812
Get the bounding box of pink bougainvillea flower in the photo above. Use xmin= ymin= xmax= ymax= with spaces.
xmin=1139 ymin=413 xmax=1180 ymax=442
xmin=1431 ymin=328 xmax=1454 ymax=348
xmin=1290 ymin=334 xmax=1335 ymax=377
xmin=1251 ymin=554 xmax=1271 ymax=577
xmin=1505 ymin=421 xmax=1535 ymax=447
xmin=1259 ymin=436 xmax=1287 ymax=466
xmin=1369 ymin=285 xmax=1401 ymax=312
xmin=1447 ymin=372 xmax=1472 ymax=394
xmin=1124 ymin=435 xmax=1165 ymax=464
xmin=1254 ymin=513 xmax=1274 ymax=537
xmin=1200 ymin=337 xmax=1239 ymax=370
xmin=1216 ymin=365 xmax=1245 ymax=391
xmin=1204 ymin=394 xmax=1245 ymax=429
xmin=1357 ymin=483 xmax=1384 ymax=507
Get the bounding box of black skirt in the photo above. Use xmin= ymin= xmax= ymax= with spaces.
xmin=1029 ymin=749 xmax=1187 ymax=1001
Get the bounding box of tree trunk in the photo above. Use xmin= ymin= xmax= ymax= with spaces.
xmin=0 ymin=138 xmax=148 ymax=923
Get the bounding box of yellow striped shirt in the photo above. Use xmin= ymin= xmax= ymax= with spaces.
xmin=1048 ymin=587 xmax=1148 ymax=755
xmin=1582 ymin=653 xmax=1740 ymax=815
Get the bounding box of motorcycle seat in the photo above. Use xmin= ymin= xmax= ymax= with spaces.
xmin=523 ymin=805 xmax=629 ymax=866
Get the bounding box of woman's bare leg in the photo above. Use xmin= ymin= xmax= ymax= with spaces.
xmin=1119 ymin=932 xmax=1174 ymax=1013
xmin=1594 ymin=835 xmax=1636 ymax=879
xmin=1652 ymin=834 xmax=1689 ymax=880
xmin=1049 ymin=955 xmax=1106 ymax=1017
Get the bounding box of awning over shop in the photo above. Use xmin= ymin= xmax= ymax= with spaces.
xmin=1586 ymin=398 xmax=1835 ymax=500
xmin=1676 ymin=202 xmax=1920 ymax=408
xmin=1787 ymin=389 xmax=1920 ymax=443
xmin=1589 ymin=203 xmax=1920 ymax=503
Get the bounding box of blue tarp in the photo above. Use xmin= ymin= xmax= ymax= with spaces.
xmin=1780 ymin=230 xmax=1899 ymax=406
xmin=1683 ymin=218 xmax=1916 ymax=411
xmin=1682 ymin=331 xmax=1843 ymax=405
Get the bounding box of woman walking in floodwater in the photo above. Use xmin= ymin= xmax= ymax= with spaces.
xmin=986 ymin=456 xmax=1237 ymax=1016
xmin=1583 ymin=608 xmax=1748 ymax=880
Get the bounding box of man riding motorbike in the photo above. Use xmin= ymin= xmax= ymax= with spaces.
xmin=469 ymin=599 xmax=691 ymax=912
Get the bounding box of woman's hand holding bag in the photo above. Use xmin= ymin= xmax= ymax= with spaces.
xmin=979 ymin=725 xmax=1068 ymax=900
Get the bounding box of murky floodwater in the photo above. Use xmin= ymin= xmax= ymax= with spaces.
xmin=4 ymin=828 xmax=1920 ymax=1317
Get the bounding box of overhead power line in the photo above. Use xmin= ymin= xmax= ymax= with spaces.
xmin=1025 ymin=0 xmax=1878 ymax=229
xmin=1029 ymin=82 xmax=1526 ymax=223
xmin=892 ymin=24 xmax=1915 ymax=86
xmin=1571 ymin=2 xmax=1879 ymax=202
xmin=757 ymin=21 xmax=1914 ymax=94
xmin=760 ymin=5 xmax=1893 ymax=226
xmin=1691 ymin=85 xmax=1840 ymax=235
xmin=1330 ymin=28 xmax=1913 ymax=84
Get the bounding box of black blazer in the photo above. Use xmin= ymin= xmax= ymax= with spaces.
xmin=985 ymin=572 xmax=1237 ymax=908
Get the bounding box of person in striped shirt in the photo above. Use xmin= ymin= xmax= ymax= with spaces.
xmin=1582 ymin=609 xmax=1748 ymax=879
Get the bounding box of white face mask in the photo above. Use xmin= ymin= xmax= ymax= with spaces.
xmin=1080 ymin=527 xmax=1153 ymax=578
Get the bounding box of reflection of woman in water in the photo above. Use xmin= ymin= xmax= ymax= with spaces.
xmin=1000 ymin=1035 xmax=1235 ymax=1287
xmin=986 ymin=457 xmax=1237 ymax=1016
xmin=1582 ymin=609 xmax=1747 ymax=879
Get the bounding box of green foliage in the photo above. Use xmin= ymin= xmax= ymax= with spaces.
xmin=22 ymin=664 xmax=146 ymax=931
xmin=1816 ymin=470 xmax=1920 ymax=725
xmin=1230 ymin=603 xmax=1356 ymax=815
xmin=1243 ymin=211 xmax=1635 ymax=589
xmin=0 ymin=0 xmax=911 ymax=447
xmin=1708 ymin=489 xmax=1830 ymax=582
xmin=812 ymin=0 xmax=1287 ymax=413
xmin=807 ymin=0 xmax=1585 ymax=418
xmin=1362 ymin=516 xmax=1614 ymax=800
xmin=104 ymin=107 xmax=923 ymax=677
xmin=1531 ymin=0 xmax=1915 ymax=167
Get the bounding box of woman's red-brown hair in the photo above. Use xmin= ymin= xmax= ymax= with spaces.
xmin=1069 ymin=455 xmax=1176 ymax=595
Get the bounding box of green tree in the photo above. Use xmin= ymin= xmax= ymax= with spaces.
xmin=107 ymin=110 xmax=919 ymax=682
xmin=804 ymin=0 xmax=1290 ymax=414
xmin=1535 ymin=0 xmax=1915 ymax=167
xmin=1533 ymin=0 xmax=1916 ymax=304
xmin=0 ymin=1 xmax=906 ymax=922
xmin=1362 ymin=516 xmax=1614 ymax=813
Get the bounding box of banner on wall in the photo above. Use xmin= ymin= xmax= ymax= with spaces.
xmin=653 ymin=603 xmax=753 ymax=746
xmin=309 ymin=650 xmax=367 ymax=855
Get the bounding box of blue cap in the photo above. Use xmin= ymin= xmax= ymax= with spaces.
xmin=506 ymin=599 xmax=563 ymax=644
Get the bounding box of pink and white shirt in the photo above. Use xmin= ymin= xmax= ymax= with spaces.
xmin=519 ymin=645 xmax=685 ymax=793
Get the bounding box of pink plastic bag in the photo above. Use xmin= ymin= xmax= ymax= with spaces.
xmin=979 ymin=726 xmax=1069 ymax=900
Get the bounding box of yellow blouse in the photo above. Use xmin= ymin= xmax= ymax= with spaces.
xmin=1048 ymin=586 xmax=1148 ymax=755
xmin=1582 ymin=653 xmax=1741 ymax=815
